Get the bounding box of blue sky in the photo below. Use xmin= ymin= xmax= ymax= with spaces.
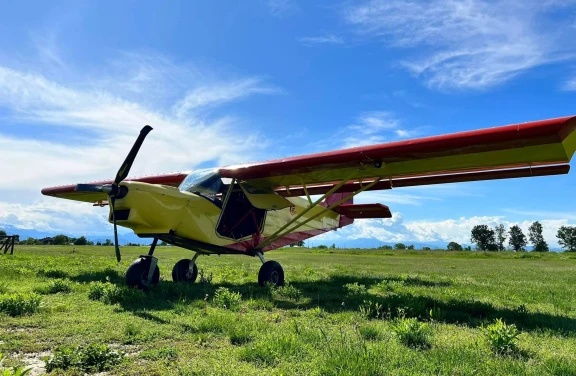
xmin=0 ymin=0 xmax=575 ymax=247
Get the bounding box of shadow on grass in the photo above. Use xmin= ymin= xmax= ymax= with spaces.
xmin=74 ymin=268 xmax=576 ymax=336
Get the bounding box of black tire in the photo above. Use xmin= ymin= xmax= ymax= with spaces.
xmin=172 ymin=259 xmax=198 ymax=283
xmin=258 ymin=260 xmax=284 ymax=287
xmin=126 ymin=257 xmax=160 ymax=289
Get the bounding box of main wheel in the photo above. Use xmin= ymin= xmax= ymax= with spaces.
xmin=258 ymin=260 xmax=284 ymax=287
xmin=126 ymin=257 xmax=160 ymax=289
xmin=172 ymin=259 xmax=198 ymax=283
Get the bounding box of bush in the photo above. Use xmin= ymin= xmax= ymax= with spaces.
xmin=273 ymin=283 xmax=302 ymax=302
xmin=45 ymin=344 xmax=123 ymax=373
xmin=344 ymin=282 xmax=368 ymax=297
xmin=391 ymin=317 xmax=432 ymax=349
xmin=88 ymin=282 xmax=144 ymax=305
xmin=358 ymin=325 xmax=381 ymax=341
xmin=138 ymin=347 xmax=179 ymax=360
xmin=34 ymin=279 xmax=72 ymax=295
xmin=212 ymin=287 xmax=242 ymax=311
xmin=0 ymin=292 xmax=41 ymax=316
xmin=484 ymin=318 xmax=520 ymax=355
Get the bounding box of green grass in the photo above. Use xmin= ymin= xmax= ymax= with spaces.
xmin=1 ymin=245 xmax=576 ymax=375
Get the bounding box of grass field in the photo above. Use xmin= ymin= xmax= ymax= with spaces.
xmin=1 ymin=246 xmax=576 ymax=375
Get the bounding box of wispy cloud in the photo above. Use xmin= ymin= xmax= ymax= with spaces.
xmin=300 ymin=34 xmax=345 ymax=46
xmin=342 ymin=111 xmax=421 ymax=148
xmin=0 ymin=52 xmax=279 ymax=234
xmin=173 ymin=78 xmax=279 ymax=118
xmin=268 ymin=0 xmax=298 ymax=17
xmin=343 ymin=0 xmax=576 ymax=89
xmin=564 ymin=77 xmax=576 ymax=91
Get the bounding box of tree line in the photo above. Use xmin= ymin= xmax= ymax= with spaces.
xmin=469 ymin=222 xmax=576 ymax=252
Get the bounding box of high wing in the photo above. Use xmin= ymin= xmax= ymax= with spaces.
xmin=220 ymin=116 xmax=576 ymax=192
xmin=41 ymin=172 xmax=189 ymax=203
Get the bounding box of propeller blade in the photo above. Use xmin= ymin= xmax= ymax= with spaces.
xmin=75 ymin=184 xmax=104 ymax=192
xmin=114 ymin=125 xmax=153 ymax=185
xmin=110 ymin=195 xmax=121 ymax=263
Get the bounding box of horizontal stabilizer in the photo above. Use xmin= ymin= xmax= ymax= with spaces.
xmin=334 ymin=203 xmax=392 ymax=219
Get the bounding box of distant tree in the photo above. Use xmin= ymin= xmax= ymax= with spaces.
xmin=159 ymin=241 xmax=168 ymax=246
xmin=317 ymin=244 xmax=328 ymax=249
xmin=103 ymin=239 xmax=113 ymax=246
xmin=74 ymin=236 xmax=88 ymax=246
xmin=528 ymin=221 xmax=549 ymax=252
xmin=447 ymin=241 xmax=463 ymax=251
xmin=557 ymin=226 xmax=576 ymax=252
xmin=471 ymin=225 xmax=497 ymax=251
xmin=96 ymin=241 xmax=102 ymax=246
xmin=465 ymin=246 xmax=472 ymax=251
xmin=295 ymin=240 xmax=305 ymax=247
xmin=394 ymin=243 xmax=406 ymax=250
xmin=21 ymin=237 xmax=37 ymax=245
xmin=508 ymin=225 xmax=527 ymax=252
xmin=0 ymin=229 xmax=6 ymax=236
xmin=331 ymin=243 xmax=336 ymax=249
xmin=494 ymin=224 xmax=507 ymax=251
xmin=407 ymin=244 xmax=415 ymax=250
xmin=379 ymin=245 xmax=393 ymax=250
xmin=422 ymin=247 xmax=431 ymax=251
xmin=52 ymin=234 xmax=70 ymax=245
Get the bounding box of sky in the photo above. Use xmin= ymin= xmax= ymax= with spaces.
xmin=0 ymin=0 xmax=575 ymax=248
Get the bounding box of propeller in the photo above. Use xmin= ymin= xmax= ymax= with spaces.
xmin=75 ymin=125 xmax=153 ymax=262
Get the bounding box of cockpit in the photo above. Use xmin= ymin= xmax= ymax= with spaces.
xmin=178 ymin=169 xmax=229 ymax=208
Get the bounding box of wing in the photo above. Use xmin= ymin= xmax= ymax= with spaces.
xmin=41 ymin=172 xmax=189 ymax=203
xmin=220 ymin=116 xmax=576 ymax=190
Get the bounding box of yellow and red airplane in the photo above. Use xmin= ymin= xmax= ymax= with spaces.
xmin=42 ymin=116 xmax=576 ymax=289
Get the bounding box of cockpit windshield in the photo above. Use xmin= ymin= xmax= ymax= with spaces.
xmin=178 ymin=169 xmax=225 ymax=197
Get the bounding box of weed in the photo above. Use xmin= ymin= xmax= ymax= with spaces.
xmin=34 ymin=279 xmax=72 ymax=294
xmin=0 ymin=283 xmax=9 ymax=294
xmin=212 ymin=287 xmax=242 ymax=311
xmin=198 ymin=270 xmax=213 ymax=285
xmin=344 ymin=282 xmax=367 ymax=296
xmin=0 ymin=353 xmax=31 ymax=376
xmin=139 ymin=347 xmax=179 ymax=361
xmin=240 ymin=332 xmax=303 ymax=366
xmin=358 ymin=300 xmax=385 ymax=319
xmin=544 ymin=356 xmax=576 ymax=375
xmin=318 ymin=330 xmax=382 ymax=375
xmin=391 ymin=317 xmax=432 ymax=349
xmin=37 ymin=269 xmax=68 ymax=279
xmin=228 ymin=324 xmax=254 ymax=345
xmin=0 ymin=293 xmax=41 ymax=317
xmin=88 ymin=281 xmax=145 ymax=305
xmin=429 ymin=306 xmax=445 ymax=322
xmin=358 ymin=325 xmax=381 ymax=341
xmin=273 ymin=283 xmax=303 ymax=302
xmin=483 ymin=318 xmax=520 ymax=356
xmin=45 ymin=344 xmax=123 ymax=373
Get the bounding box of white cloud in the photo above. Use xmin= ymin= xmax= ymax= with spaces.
xmin=317 ymin=212 xmax=575 ymax=248
xmin=344 ymin=0 xmax=576 ymax=89
xmin=300 ymin=35 xmax=345 ymax=46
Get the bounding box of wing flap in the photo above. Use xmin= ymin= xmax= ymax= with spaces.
xmin=221 ymin=116 xmax=576 ymax=188
xmin=334 ymin=203 xmax=392 ymax=219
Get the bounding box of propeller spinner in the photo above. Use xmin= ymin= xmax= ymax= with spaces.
xmin=75 ymin=125 xmax=153 ymax=262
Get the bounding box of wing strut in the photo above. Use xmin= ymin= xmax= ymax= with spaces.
xmin=256 ymin=172 xmax=382 ymax=250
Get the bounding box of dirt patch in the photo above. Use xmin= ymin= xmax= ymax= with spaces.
xmin=20 ymin=351 xmax=50 ymax=376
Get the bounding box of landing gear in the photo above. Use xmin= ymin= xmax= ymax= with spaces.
xmin=126 ymin=238 xmax=160 ymax=290
xmin=256 ymin=252 xmax=284 ymax=287
xmin=172 ymin=253 xmax=199 ymax=283
xmin=126 ymin=256 xmax=160 ymax=289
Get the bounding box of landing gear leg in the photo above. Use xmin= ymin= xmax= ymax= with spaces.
xmin=172 ymin=252 xmax=199 ymax=283
xmin=126 ymin=238 xmax=160 ymax=290
xmin=256 ymin=251 xmax=285 ymax=287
